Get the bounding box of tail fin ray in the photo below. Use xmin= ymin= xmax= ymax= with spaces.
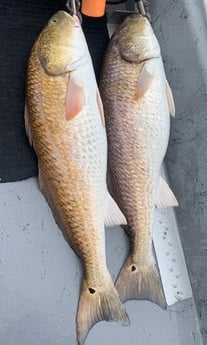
xmin=115 ymin=256 xmax=166 ymax=309
xmin=77 ymin=279 xmax=129 ymax=345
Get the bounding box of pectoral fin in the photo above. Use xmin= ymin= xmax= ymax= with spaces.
xmin=156 ymin=176 xmax=178 ymax=208
xmin=66 ymin=76 xmax=85 ymax=121
xmin=166 ymin=80 xmax=175 ymax=117
xmin=134 ymin=64 xmax=154 ymax=101
xmin=104 ymin=192 xmax=127 ymax=227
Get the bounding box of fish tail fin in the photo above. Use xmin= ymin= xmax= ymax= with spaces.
xmin=77 ymin=277 xmax=130 ymax=345
xmin=115 ymin=255 xmax=167 ymax=309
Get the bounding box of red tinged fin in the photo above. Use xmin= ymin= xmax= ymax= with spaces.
xmin=96 ymin=90 xmax=105 ymax=127
xmin=66 ymin=76 xmax=85 ymax=121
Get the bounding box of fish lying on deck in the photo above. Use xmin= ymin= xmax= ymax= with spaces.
xmin=25 ymin=10 xmax=129 ymax=345
xmin=100 ymin=13 xmax=178 ymax=309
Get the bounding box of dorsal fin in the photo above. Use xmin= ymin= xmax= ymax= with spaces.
xmin=166 ymin=80 xmax=175 ymax=117
xmin=24 ymin=103 xmax=33 ymax=146
xmin=96 ymin=89 xmax=105 ymax=127
xmin=156 ymin=176 xmax=178 ymax=208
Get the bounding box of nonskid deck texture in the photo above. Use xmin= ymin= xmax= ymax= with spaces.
xmin=0 ymin=178 xmax=202 ymax=345
xmin=153 ymin=169 xmax=192 ymax=306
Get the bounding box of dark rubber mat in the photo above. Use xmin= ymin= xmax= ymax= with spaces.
xmin=0 ymin=1 xmax=109 ymax=182
xmin=82 ymin=13 xmax=109 ymax=82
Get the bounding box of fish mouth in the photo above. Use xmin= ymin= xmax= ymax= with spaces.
xmin=73 ymin=14 xmax=81 ymax=28
xmin=139 ymin=55 xmax=160 ymax=63
xmin=63 ymin=11 xmax=81 ymax=28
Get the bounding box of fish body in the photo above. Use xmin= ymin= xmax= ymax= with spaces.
xmin=100 ymin=14 xmax=178 ymax=308
xmin=25 ymin=11 xmax=128 ymax=345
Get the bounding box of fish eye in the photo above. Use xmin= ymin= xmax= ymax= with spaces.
xmin=49 ymin=18 xmax=57 ymax=24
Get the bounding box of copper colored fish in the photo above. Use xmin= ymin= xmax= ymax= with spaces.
xmin=25 ymin=10 xmax=129 ymax=345
xmin=100 ymin=14 xmax=178 ymax=309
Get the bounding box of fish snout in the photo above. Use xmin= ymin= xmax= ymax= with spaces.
xmin=73 ymin=14 xmax=81 ymax=28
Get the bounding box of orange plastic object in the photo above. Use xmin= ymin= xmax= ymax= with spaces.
xmin=81 ymin=0 xmax=107 ymax=17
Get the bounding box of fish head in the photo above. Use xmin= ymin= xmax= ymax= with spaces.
xmin=117 ymin=14 xmax=161 ymax=63
xmin=37 ymin=11 xmax=87 ymax=76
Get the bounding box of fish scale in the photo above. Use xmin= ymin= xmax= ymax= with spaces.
xmin=100 ymin=13 xmax=177 ymax=308
xmin=25 ymin=11 xmax=129 ymax=345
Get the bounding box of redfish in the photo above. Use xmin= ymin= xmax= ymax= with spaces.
xmin=100 ymin=14 xmax=178 ymax=309
xmin=25 ymin=10 xmax=129 ymax=345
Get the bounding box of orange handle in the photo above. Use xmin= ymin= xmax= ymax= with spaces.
xmin=81 ymin=0 xmax=107 ymax=17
